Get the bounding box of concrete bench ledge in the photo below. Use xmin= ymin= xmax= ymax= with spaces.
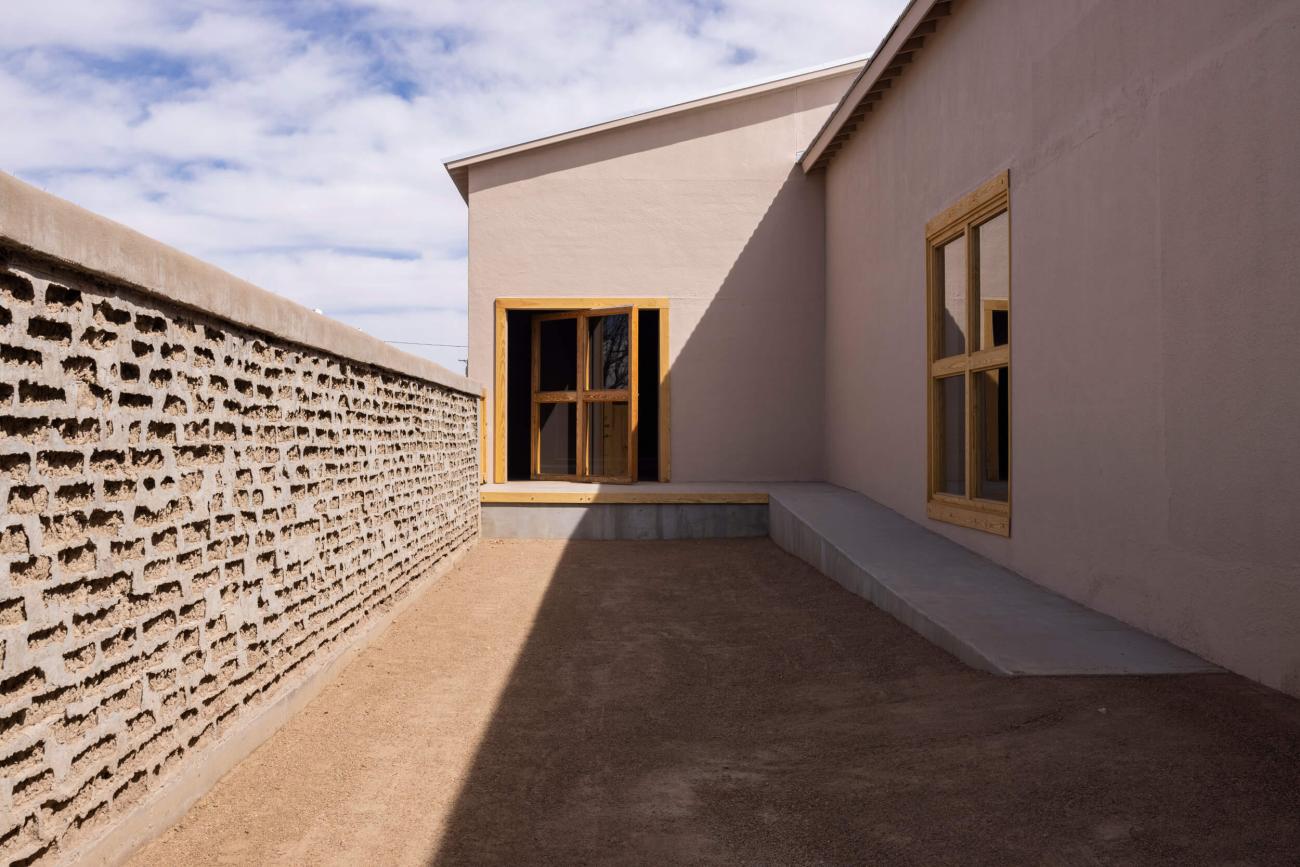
xmin=767 ymin=483 xmax=1219 ymax=676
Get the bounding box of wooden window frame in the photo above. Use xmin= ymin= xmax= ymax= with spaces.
xmin=492 ymin=297 xmax=670 ymax=484
xmin=578 ymin=306 xmax=639 ymax=483
xmin=925 ymin=171 xmax=1011 ymax=536
xmin=530 ymin=311 xmax=583 ymax=481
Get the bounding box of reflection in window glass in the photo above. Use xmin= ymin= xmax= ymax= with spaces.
xmin=937 ymin=375 xmax=965 ymax=495
xmin=975 ymin=367 xmax=1010 ymax=501
xmin=975 ymin=211 xmax=1009 ymax=350
xmin=587 ymin=314 xmax=630 ymax=390
xmin=586 ymin=402 xmax=629 ymax=478
xmin=538 ymin=318 xmax=577 ymax=392
xmin=538 ymin=402 xmax=576 ymax=475
xmin=938 ymin=236 xmax=967 ymax=356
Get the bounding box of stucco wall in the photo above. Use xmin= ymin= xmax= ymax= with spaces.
xmin=0 ymin=178 xmax=481 ymax=865
xmin=823 ymin=0 xmax=1300 ymax=695
xmin=466 ymin=69 xmax=855 ymax=482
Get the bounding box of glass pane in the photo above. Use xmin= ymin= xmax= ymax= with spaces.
xmin=975 ymin=367 xmax=1010 ymax=502
xmin=538 ymin=318 xmax=577 ymax=392
xmin=587 ymin=314 xmax=629 ymax=390
xmin=975 ymin=210 xmax=1009 ymax=350
xmin=936 ymin=375 xmax=965 ymax=496
xmin=586 ymin=402 xmax=629 ymax=478
xmin=538 ymin=402 xmax=576 ymax=475
xmin=937 ymin=235 xmax=967 ymax=357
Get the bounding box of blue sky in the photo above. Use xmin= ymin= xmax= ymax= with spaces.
xmin=0 ymin=0 xmax=900 ymax=372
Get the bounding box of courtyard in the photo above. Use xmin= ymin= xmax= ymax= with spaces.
xmin=129 ymin=539 xmax=1300 ymax=866
xmin=2 ymin=3 xmax=1299 ymax=864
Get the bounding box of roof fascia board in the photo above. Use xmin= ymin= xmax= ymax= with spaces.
xmin=799 ymin=0 xmax=937 ymax=172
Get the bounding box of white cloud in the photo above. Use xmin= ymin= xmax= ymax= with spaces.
xmin=0 ymin=0 xmax=904 ymax=368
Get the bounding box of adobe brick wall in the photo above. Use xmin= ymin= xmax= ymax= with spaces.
xmin=0 ymin=248 xmax=479 ymax=866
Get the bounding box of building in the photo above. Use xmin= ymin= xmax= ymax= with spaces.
xmin=448 ymin=58 xmax=860 ymax=485
xmin=1 ymin=2 xmax=1297 ymax=862
xmin=447 ymin=0 xmax=1300 ymax=696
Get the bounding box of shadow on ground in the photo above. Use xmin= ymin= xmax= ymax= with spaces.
xmin=430 ymin=539 xmax=1300 ymax=866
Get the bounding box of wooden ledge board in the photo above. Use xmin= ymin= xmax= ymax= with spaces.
xmin=481 ymin=491 xmax=769 ymax=505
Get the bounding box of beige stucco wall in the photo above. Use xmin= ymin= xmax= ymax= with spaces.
xmin=823 ymin=0 xmax=1300 ymax=695
xmin=466 ymin=69 xmax=856 ymax=482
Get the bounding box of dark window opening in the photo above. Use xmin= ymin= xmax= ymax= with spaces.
xmin=991 ymin=310 xmax=1009 ymax=347
xmin=505 ymin=308 xmax=661 ymax=482
xmin=537 ymin=317 xmax=578 ymax=391
xmin=638 ymin=309 xmax=659 ymax=481
xmin=506 ymin=310 xmax=533 ymax=481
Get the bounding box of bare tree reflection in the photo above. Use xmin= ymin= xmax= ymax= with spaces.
xmin=588 ymin=314 xmax=629 ymax=389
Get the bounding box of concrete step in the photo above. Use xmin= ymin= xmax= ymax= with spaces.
xmin=767 ymin=483 xmax=1218 ymax=676
xmin=479 ymin=482 xmax=771 ymax=539
xmin=481 ymin=502 xmax=769 ymax=539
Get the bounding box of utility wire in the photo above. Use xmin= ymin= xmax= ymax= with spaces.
xmin=382 ymin=340 xmax=468 ymax=348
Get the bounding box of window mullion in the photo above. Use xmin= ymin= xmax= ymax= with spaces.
xmin=964 ymin=223 xmax=977 ymax=503
xmin=577 ymin=314 xmax=588 ymax=478
xmin=965 ymin=220 xmax=978 ymax=357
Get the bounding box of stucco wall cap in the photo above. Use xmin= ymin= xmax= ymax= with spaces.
xmin=0 ymin=170 xmax=480 ymax=395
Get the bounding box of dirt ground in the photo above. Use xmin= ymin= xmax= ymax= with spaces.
xmin=128 ymin=538 xmax=1300 ymax=866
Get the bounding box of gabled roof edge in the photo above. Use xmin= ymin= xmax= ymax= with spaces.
xmin=799 ymin=0 xmax=952 ymax=173
xmin=442 ymin=55 xmax=868 ymax=202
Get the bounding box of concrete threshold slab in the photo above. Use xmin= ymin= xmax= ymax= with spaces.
xmin=767 ymin=483 xmax=1219 ymax=676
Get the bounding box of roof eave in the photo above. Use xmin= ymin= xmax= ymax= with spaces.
xmin=799 ymin=0 xmax=951 ymax=173
xmin=447 ymin=165 xmax=469 ymax=203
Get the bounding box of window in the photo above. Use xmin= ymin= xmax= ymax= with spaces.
xmin=530 ymin=306 xmax=639 ymax=483
xmin=925 ymin=171 xmax=1010 ymax=536
xmin=494 ymin=298 xmax=670 ymax=485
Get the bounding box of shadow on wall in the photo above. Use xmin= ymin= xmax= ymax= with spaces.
xmin=665 ymin=166 xmax=827 ymax=481
xmin=422 ymin=535 xmax=1300 ymax=865
xmin=480 ymin=87 xmax=831 ymax=483
xmin=500 ymin=165 xmax=828 ymax=484
xmin=493 ymin=161 xmax=826 ymax=484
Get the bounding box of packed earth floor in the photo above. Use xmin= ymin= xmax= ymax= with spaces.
xmin=129 ymin=539 xmax=1300 ymax=866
